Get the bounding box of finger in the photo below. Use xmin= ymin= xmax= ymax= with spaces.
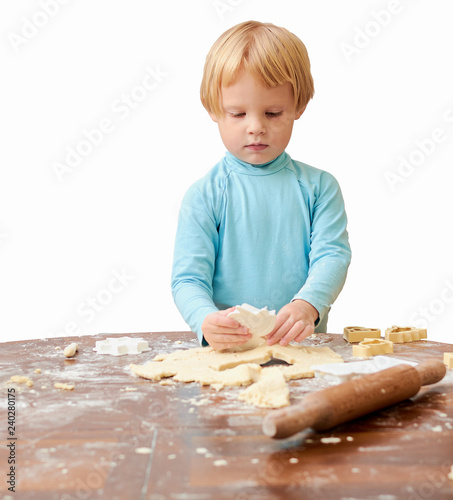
xmin=278 ymin=321 xmax=305 ymax=346
xmin=211 ymin=333 xmax=252 ymax=343
xmin=267 ymin=315 xmax=296 ymax=345
xmin=270 ymin=310 xmax=289 ymax=334
xmin=294 ymin=325 xmax=315 ymax=343
xmin=209 ymin=314 xmax=248 ymax=332
xmin=211 ymin=335 xmax=252 ymax=350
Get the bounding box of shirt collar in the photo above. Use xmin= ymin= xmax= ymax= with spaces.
xmin=224 ymin=151 xmax=290 ymax=176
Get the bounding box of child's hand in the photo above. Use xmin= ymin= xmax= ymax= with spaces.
xmin=202 ymin=308 xmax=251 ymax=350
xmin=266 ymin=300 xmax=318 ymax=346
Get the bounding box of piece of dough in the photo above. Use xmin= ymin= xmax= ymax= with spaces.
xmin=64 ymin=343 xmax=78 ymax=358
xmin=238 ymin=367 xmax=290 ymax=408
xmin=173 ymin=363 xmax=262 ymax=388
xmin=130 ymin=343 xmax=343 ymax=408
xmin=54 ymin=383 xmax=75 ymax=391
xmin=9 ymin=375 xmax=33 ymax=387
xmin=270 ymin=345 xmax=343 ymax=365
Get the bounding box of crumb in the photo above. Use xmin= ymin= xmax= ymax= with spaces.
xmin=431 ymin=425 xmax=443 ymax=432
xmin=55 ymin=346 xmax=61 ymax=350
xmin=135 ymin=447 xmax=152 ymax=455
xmin=54 ymin=383 xmax=74 ymax=391
xmin=9 ymin=376 xmax=33 ymax=387
xmin=213 ymin=459 xmax=228 ymax=466
xmin=320 ymin=437 xmax=341 ymax=444
xmin=34 ymin=368 xmax=41 ymax=374
xmin=289 ymin=458 xmax=299 ymax=464
xmin=196 ymin=448 xmax=209 ymax=454
xmin=346 ymin=436 xmax=354 ymax=442
xmin=448 ymin=465 xmax=453 ymax=481
xmin=159 ymin=380 xmax=174 ymax=386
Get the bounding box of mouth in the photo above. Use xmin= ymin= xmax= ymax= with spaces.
xmin=245 ymin=143 xmax=268 ymax=152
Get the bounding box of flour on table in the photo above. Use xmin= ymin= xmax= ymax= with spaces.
xmin=130 ymin=343 xmax=343 ymax=408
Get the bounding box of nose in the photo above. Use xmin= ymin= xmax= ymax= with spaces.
xmin=247 ymin=115 xmax=265 ymax=136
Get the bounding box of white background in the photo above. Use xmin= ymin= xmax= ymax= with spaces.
xmin=1 ymin=0 xmax=452 ymax=344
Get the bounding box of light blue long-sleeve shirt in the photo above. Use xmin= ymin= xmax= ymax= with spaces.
xmin=171 ymin=151 xmax=351 ymax=344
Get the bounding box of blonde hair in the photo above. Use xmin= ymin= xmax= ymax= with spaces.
xmin=200 ymin=20 xmax=314 ymax=117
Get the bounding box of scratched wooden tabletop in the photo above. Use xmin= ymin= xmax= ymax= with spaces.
xmin=0 ymin=331 xmax=452 ymax=500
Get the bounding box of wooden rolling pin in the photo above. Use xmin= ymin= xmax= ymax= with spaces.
xmin=263 ymin=359 xmax=446 ymax=439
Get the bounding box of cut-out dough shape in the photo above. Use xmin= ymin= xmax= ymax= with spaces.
xmin=343 ymin=326 xmax=381 ymax=343
xmin=385 ymin=326 xmax=427 ymax=343
xmin=130 ymin=344 xmax=343 ymax=408
xmin=227 ymin=303 xmax=276 ymax=351
xmin=444 ymin=353 xmax=453 ymax=369
xmin=94 ymin=337 xmax=150 ymax=356
xmin=352 ymin=338 xmax=393 ymax=357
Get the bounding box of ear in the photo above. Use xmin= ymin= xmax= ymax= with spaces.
xmin=294 ymin=104 xmax=307 ymax=120
xmin=208 ymin=111 xmax=219 ymax=123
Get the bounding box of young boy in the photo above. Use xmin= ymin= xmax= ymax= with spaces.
xmin=171 ymin=20 xmax=351 ymax=350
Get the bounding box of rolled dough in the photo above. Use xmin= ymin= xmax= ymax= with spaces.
xmin=130 ymin=343 xmax=343 ymax=408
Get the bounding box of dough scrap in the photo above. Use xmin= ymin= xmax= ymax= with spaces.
xmin=64 ymin=343 xmax=78 ymax=358
xmin=130 ymin=343 xmax=343 ymax=408
xmin=9 ymin=375 xmax=33 ymax=387
xmin=54 ymin=383 xmax=75 ymax=391
xmin=238 ymin=367 xmax=289 ymax=408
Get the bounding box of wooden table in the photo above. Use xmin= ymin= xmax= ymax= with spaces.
xmin=1 ymin=332 xmax=452 ymax=499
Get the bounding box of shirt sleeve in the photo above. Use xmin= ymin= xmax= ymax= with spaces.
xmin=292 ymin=171 xmax=351 ymax=327
xmin=171 ymin=183 xmax=220 ymax=344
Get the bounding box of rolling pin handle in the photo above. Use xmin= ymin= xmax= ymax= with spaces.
xmin=416 ymin=359 xmax=446 ymax=386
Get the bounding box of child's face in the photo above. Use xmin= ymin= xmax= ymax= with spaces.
xmin=210 ymin=71 xmax=304 ymax=165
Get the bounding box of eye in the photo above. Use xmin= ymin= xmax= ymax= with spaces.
xmin=229 ymin=112 xmax=245 ymax=118
xmin=266 ymin=111 xmax=283 ymax=118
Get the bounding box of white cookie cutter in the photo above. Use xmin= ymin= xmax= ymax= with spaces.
xmin=93 ymin=337 xmax=150 ymax=356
